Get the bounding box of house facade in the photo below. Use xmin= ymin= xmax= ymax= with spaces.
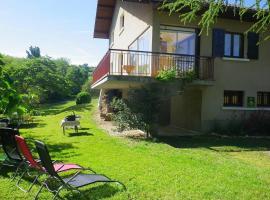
xmin=92 ymin=0 xmax=270 ymax=133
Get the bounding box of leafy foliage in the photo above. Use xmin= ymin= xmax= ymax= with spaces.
xmin=8 ymin=57 xmax=70 ymax=102
xmin=111 ymin=85 xmax=160 ymax=137
xmin=76 ymin=92 xmax=92 ymax=105
xmin=213 ymin=111 xmax=270 ymax=136
xmin=161 ymin=0 xmax=270 ymax=41
xmin=0 ymin=54 xmax=25 ymax=116
xmin=156 ymin=68 xmax=177 ymax=82
xmin=2 ymin=50 xmax=91 ymax=104
xmin=0 ymin=46 xmax=92 ymax=119
xmin=110 ymin=98 xmax=145 ymax=132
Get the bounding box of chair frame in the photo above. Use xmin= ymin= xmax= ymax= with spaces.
xmin=14 ymin=135 xmax=88 ymax=193
xmin=0 ymin=128 xmax=24 ymax=179
xmin=34 ymin=140 xmax=126 ymax=200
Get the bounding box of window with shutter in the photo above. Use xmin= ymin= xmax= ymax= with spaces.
xmin=247 ymin=32 xmax=259 ymax=60
xmin=224 ymin=32 xmax=244 ymax=58
xmin=212 ymin=29 xmax=225 ymax=57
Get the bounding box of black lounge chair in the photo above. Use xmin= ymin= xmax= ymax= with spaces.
xmin=0 ymin=128 xmax=24 ymax=179
xmin=34 ymin=140 xmax=126 ymax=200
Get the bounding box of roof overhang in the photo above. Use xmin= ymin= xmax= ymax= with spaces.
xmin=94 ymin=0 xmax=116 ymax=39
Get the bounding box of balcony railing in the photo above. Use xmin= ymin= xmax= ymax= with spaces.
xmin=92 ymin=49 xmax=214 ymax=85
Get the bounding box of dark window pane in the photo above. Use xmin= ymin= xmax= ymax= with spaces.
xmin=224 ymin=33 xmax=231 ymax=56
xmin=224 ymin=32 xmax=243 ymax=58
xmin=160 ymin=26 xmax=196 ymax=55
xmin=160 ymin=31 xmax=177 ymax=53
xmin=176 ymin=32 xmax=196 ymax=55
xmin=257 ymin=92 xmax=270 ymax=107
xmin=224 ymin=90 xmax=244 ymax=107
xmin=233 ymin=35 xmax=240 ymax=57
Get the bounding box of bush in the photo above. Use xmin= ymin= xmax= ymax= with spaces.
xmin=212 ymin=111 xmax=270 ymax=136
xmin=76 ymin=92 xmax=91 ymax=105
xmin=110 ymin=85 xmax=160 ymax=137
xmin=156 ymin=68 xmax=177 ymax=82
xmin=110 ymin=98 xmax=145 ymax=132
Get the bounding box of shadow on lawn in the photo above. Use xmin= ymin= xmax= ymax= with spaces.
xmin=19 ymin=122 xmax=46 ymax=129
xmin=65 ymin=184 xmax=123 ymax=200
xmin=42 ymin=103 xmax=93 ymax=116
xmin=0 ymin=165 xmax=16 ymax=178
xmin=46 ymin=142 xmax=81 ymax=159
xmin=158 ymin=135 xmax=270 ymax=152
xmin=68 ymin=131 xmax=93 ymax=137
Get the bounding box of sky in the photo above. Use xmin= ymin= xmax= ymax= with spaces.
xmin=0 ymin=0 xmax=108 ymax=66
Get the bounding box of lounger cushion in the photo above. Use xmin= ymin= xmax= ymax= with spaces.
xmin=63 ymin=173 xmax=110 ymax=188
xmin=54 ymin=163 xmax=82 ymax=172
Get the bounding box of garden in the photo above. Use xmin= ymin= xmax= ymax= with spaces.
xmin=1 ymin=99 xmax=270 ymax=199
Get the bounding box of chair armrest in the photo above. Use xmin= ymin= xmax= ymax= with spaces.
xmin=52 ymin=160 xmax=64 ymax=163
xmin=82 ymin=167 xmax=96 ymax=174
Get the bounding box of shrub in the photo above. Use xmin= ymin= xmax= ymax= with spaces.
xmin=110 ymin=98 xmax=145 ymax=132
xmin=76 ymin=92 xmax=91 ymax=105
xmin=212 ymin=111 xmax=270 ymax=136
xmin=156 ymin=68 xmax=177 ymax=82
xmin=110 ymin=85 xmax=160 ymax=137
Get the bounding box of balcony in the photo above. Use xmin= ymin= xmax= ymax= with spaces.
xmin=92 ymin=49 xmax=214 ymax=89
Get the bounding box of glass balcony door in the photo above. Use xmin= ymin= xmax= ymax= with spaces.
xmin=160 ymin=26 xmax=197 ymax=75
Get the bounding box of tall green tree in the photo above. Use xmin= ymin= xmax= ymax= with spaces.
xmin=10 ymin=57 xmax=69 ymax=103
xmin=0 ymin=54 xmax=25 ymax=115
xmin=26 ymin=46 xmax=41 ymax=58
xmin=161 ymin=0 xmax=270 ymax=41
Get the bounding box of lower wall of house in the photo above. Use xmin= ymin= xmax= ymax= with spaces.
xmin=201 ymin=77 xmax=270 ymax=132
xmin=170 ymin=89 xmax=202 ymax=131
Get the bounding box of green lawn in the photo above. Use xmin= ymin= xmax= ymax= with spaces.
xmin=1 ymin=100 xmax=270 ymax=199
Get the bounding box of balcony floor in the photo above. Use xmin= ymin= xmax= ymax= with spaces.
xmin=91 ymin=75 xmax=156 ymax=89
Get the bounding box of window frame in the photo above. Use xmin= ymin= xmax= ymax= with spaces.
xmin=119 ymin=13 xmax=125 ymax=31
xmin=224 ymin=32 xmax=244 ymax=58
xmin=110 ymin=31 xmax=114 ymax=47
xmin=159 ymin=25 xmax=197 ymax=55
xmin=257 ymin=92 xmax=270 ymax=107
xmin=224 ymin=90 xmax=244 ymax=107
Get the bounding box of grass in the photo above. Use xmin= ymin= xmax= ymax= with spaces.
xmin=1 ymin=99 xmax=270 ymax=199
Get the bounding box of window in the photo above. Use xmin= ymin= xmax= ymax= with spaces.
xmin=224 ymin=91 xmax=244 ymax=107
xmin=257 ymin=92 xmax=270 ymax=107
xmin=120 ymin=13 xmax=125 ymax=31
xmin=110 ymin=31 xmax=114 ymax=46
xmin=160 ymin=26 xmax=196 ymax=55
xmin=224 ymin=32 xmax=244 ymax=58
xmin=128 ymin=28 xmax=151 ymax=75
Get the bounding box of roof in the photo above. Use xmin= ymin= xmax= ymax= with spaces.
xmin=93 ymin=0 xmax=258 ymax=39
xmin=93 ymin=0 xmax=116 ymax=39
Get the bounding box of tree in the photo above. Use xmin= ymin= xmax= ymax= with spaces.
xmin=10 ymin=57 xmax=69 ymax=103
xmin=26 ymin=46 xmax=41 ymax=58
xmin=2 ymin=50 xmax=91 ymax=105
xmin=0 ymin=55 xmax=25 ymax=116
xmin=66 ymin=65 xmax=90 ymax=95
xmin=161 ymin=0 xmax=270 ymax=41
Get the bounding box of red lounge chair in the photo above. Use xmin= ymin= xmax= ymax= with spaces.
xmin=15 ymin=135 xmax=91 ymax=192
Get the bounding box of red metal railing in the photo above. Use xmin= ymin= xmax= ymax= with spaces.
xmin=92 ymin=51 xmax=110 ymax=84
xmin=92 ymin=49 xmax=214 ymax=85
